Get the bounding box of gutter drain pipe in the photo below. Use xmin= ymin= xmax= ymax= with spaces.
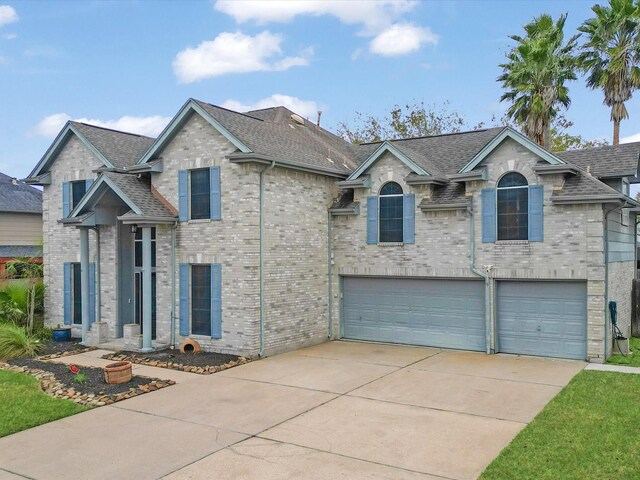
xmin=259 ymin=161 xmax=276 ymax=357
xmin=328 ymin=210 xmax=333 ymax=339
xmin=171 ymin=222 xmax=177 ymax=348
xmin=468 ymin=206 xmax=492 ymax=354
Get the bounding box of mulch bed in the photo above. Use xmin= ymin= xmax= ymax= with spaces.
xmin=2 ymin=358 xmax=174 ymax=407
xmin=36 ymin=339 xmax=96 ymax=360
xmin=102 ymin=349 xmax=249 ymax=375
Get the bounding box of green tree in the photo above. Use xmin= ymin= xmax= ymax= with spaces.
xmin=1 ymin=258 xmax=44 ymax=332
xmin=579 ymin=0 xmax=640 ymax=145
xmin=336 ymin=101 xmax=479 ymax=144
xmin=499 ymin=13 xmax=579 ymax=147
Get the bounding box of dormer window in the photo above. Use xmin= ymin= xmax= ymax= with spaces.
xmin=497 ymin=172 xmax=528 ymax=241
xmin=379 ymin=182 xmax=403 ymax=243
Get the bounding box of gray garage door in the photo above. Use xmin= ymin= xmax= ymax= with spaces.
xmin=342 ymin=277 xmax=485 ymax=351
xmin=496 ymin=281 xmax=587 ymax=360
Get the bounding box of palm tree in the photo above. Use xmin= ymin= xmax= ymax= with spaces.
xmin=499 ymin=13 xmax=579 ymax=147
xmin=579 ymin=0 xmax=640 ymax=145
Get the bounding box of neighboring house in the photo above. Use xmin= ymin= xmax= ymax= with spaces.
xmin=0 ymin=172 xmax=43 ymax=277
xmin=24 ymin=98 xmax=640 ymax=362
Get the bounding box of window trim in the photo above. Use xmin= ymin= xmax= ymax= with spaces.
xmin=378 ymin=181 xmax=404 ymax=243
xmin=496 ymin=172 xmax=529 ymax=241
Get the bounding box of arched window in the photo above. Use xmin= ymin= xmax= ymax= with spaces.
xmin=497 ymin=172 xmax=528 ymax=240
xmin=379 ymin=182 xmax=403 ymax=242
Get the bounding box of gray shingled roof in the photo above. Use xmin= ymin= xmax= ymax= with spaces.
xmin=418 ymin=182 xmax=470 ymax=209
xmin=102 ymin=172 xmax=176 ymax=219
xmin=354 ymin=127 xmax=506 ymax=176
xmin=558 ymin=142 xmax=640 ymax=179
xmin=552 ymin=169 xmax=624 ymax=198
xmin=71 ymin=122 xmax=156 ymax=169
xmin=0 ymin=172 xmax=42 ymax=213
xmin=194 ymin=100 xmax=359 ymax=174
xmin=0 ymin=245 xmax=42 ymax=258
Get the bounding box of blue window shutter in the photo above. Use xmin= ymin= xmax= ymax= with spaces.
xmin=210 ymin=166 xmax=221 ymax=220
xmin=528 ymin=185 xmax=544 ymax=242
xmin=367 ymin=196 xmax=378 ymax=244
xmin=211 ymin=264 xmax=222 ymax=339
xmin=179 ymin=263 xmax=190 ymax=336
xmin=481 ymin=188 xmax=496 ymax=243
xmin=62 ymin=182 xmax=70 ymax=217
xmin=89 ymin=262 xmax=96 ymax=327
xmin=403 ymin=193 xmax=415 ymax=244
xmin=85 ymin=178 xmax=94 ymax=192
xmin=63 ymin=263 xmax=71 ymax=325
xmin=178 ymin=170 xmax=188 ymax=221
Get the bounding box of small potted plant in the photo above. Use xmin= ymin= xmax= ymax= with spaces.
xmin=52 ymin=324 xmax=72 ymax=342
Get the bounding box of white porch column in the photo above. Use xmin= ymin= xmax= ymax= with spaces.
xmin=141 ymin=226 xmax=153 ymax=352
xmin=79 ymin=227 xmax=90 ymax=344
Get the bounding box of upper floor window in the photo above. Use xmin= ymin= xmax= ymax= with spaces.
xmin=379 ymin=182 xmax=403 ymax=243
xmin=497 ymin=172 xmax=528 ymax=241
xmin=178 ymin=167 xmax=221 ymax=222
xmin=190 ymin=168 xmax=211 ymax=220
xmin=70 ymin=181 xmax=87 ymax=210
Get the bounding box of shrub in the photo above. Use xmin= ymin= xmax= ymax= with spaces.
xmin=0 ymin=323 xmax=43 ymax=361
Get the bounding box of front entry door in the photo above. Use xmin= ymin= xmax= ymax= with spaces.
xmin=134 ymin=227 xmax=156 ymax=339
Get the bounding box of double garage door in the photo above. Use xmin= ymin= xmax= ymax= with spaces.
xmin=342 ymin=277 xmax=587 ymax=360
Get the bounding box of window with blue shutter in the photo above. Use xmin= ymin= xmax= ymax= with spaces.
xmin=191 ymin=265 xmax=211 ymax=336
xmin=528 ymin=185 xmax=544 ymax=242
xmin=402 ymin=193 xmax=415 ymax=244
xmin=70 ymin=180 xmax=87 ymax=211
xmin=366 ymin=196 xmax=378 ymax=244
xmin=178 ymin=170 xmax=188 ymax=221
xmin=379 ymin=182 xmax=403 ymax=242
xmin=179 ymin=263 xmax=190 ymax=336
xmin=210 ymin=167 xmax=221 ymax=221
xmin=481 ymin=188 xmax=496 ymax=243
xmin=72 ymin=263 xmax=82 ymax=324
xmin=190 ymin=169 xmax=211 ymax=220
xmin=62 ymin=182 xmax=70 ymax=217
xmin=63 ymin=263 xmax=71 ymax=325
xmin=211 ymin=264 xmax=222 ymax=339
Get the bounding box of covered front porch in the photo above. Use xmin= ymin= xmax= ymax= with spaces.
xmin=61 ymin=171 xmax=177 ymax=352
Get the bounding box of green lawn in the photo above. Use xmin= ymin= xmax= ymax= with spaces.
xmin=481 ymin=371 xmax=640 ymax=480
xmin=607 ymin=336 xmax=640 ymax=367
xmin=0 ymin=369 xmax=88 ymax=437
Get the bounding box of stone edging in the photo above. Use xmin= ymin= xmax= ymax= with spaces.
xmin=102 ymin=352 xmax=250 ymax=375
xmin=37 ymin=346 xmax=97 ymax=361
xmin=0 ymin=362 xmax=175 ymax=407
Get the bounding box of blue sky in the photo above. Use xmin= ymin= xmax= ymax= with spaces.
xmin=1 ymin=0 xmax=639 ymax=180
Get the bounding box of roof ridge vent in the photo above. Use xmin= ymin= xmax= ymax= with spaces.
xmin=290 ymin=114 xmax=305 ymax=126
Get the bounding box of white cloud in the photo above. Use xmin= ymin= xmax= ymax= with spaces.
xmin=622 ymin=133 xmax=640 ymax=143
xmin=32 ymin=113 xmax=171 ymax=138
xmin=173 ymin=31 xmax=310 ymax=83
xmin=221 ymin=94 xmax=322 ymax=119
xmin=0 ymin=5 xmax=18 ymax=27
xmin=369 ymin=23 xmax=438 ymax=56
xmin=214 ymin=0 xmax=416 ymax=33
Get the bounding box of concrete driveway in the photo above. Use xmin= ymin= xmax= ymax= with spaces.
xmin=0 ymin=341 xmax=584 ymax=480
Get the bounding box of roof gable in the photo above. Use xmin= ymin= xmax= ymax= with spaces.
xmin=0 ymin=172 xmax=42 ymax=213
xmin=458 ymin=127 xmax=565 ymax=173
xmin=347 ymin=141 xmax=429 ymax=180
xmin=28 ymin=122 xmax=115 ymax=179
xmin=138 ymin=99 xmax=251 ymax=165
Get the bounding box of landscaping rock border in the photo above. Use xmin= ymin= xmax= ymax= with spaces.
xmin=37 ymin=346 xmax=97 ymax=361
xmin=0 ymin=362 xmax=175 ymax=407
xmin=102 ymin=352 xmax=249 ymax=375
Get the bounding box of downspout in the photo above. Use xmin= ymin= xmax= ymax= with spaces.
xmin=93 ymin=227 xmax=101 ymax=323
xmin=468 ymin=206 xmax=492 ymax=354
xmin=259 ymin=161 xmax=276 ymax=357
xmin=327 ymin=211 xmax=333 ymax=338
xmin=171 ymin=222 xmax=177 ymax=348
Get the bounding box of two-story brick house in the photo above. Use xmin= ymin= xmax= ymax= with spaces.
xmin=25 ymin=98 xmax=639 ymax=362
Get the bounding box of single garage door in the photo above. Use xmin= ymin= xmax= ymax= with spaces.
xmin=496 ymin=281 xmax=587 ymax=360
xmin=342 ymin=277 xmax=485 ymax=351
